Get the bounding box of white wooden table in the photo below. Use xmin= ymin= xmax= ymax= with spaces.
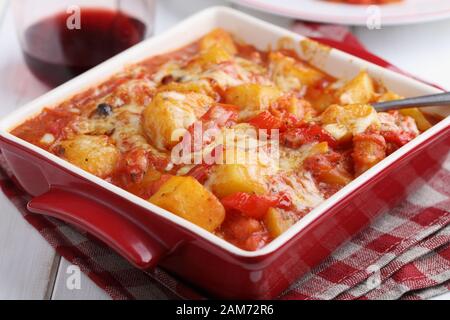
xmin=0 ymin=0 xmax=449 ymax=300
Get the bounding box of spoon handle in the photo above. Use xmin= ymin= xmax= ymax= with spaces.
xmin=373 ymin=92 xmax=450 ymax=112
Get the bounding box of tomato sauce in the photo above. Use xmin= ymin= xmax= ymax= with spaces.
xmin=10 ymin=29 xmax=440 ymax=251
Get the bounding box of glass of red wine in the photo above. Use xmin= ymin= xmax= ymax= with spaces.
xmin=13 ymin=0 xmax=155 ymax=87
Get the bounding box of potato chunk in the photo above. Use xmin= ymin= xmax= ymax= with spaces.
xmin=143 ymin=91 xmax=213 ymax=151
xmin=60 ymin=135 xmax=119 ymax=178
xmin=200 ymin=28 xmax=237 ymax=55
xmin=196 ymin=29 xmax=237 ymax=66
xmin=375 ymin=91 xmax=431 ymax=131
xmin=304 ymin=152 xmax=353 ymax=187
xmin=198 ymin=45 xmax=233 ymax=65
xmin=308 ymin=142 xmax=330 ymax=157
xmin=318 ymin=167 xmax=353 ymax=186
xmin=269 ymin=52 xmax=325 ymax=91
xmin=208 ymin=164 xmax=267 ymax=199
xmin=338 ymin=71 xmax=375 ymax=105
xmin=158 ymin=80 xmax=216 ymax=98
xmin=264 ymin=208 xmax=296 ymax=238
xmin=225 ymin=84 xmax=282 ymax=120
xmin=377 ymin=90 xmax=402 ymax=103
xmin=399 ymin=108 xmax=432 ymax=131
xmin=321 ymin=104 xmax=380 ymax=143
xmin=149 ymin=176 xmax=225 ymax=232
xmin=353 ymin=133 xmax=387 ymax=176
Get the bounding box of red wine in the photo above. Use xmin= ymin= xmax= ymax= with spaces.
xmin=23 ymin=8 xmax=147 ymax=87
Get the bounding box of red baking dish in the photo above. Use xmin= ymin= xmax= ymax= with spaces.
xmin=0 ymin=7 xmax=449 ymax=299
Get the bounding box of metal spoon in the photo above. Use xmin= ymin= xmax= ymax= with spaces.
xmin=373 ymin=92 xmax=450 ymax=112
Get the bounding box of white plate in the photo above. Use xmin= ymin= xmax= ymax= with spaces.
xmin=231 ymin=0 xmax=450 ymax=26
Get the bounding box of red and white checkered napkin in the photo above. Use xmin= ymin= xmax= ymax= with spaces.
xmin=1 ymin=22 xmax=449 ymax=300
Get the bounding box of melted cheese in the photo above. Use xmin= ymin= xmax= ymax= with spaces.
xmin=272 ymin=172 xmax=324 ymax=211
xmin=322 ymin=104 xmax=380 ymax=140
xmin=279 ymin=144 xmax=319 ymax=172
xmin=352 ymin=109 xmax=380 ymax=134
xmin=153 ymin=56 xmax=272 ymax=93
xmin=67 ymin=79 xmax=162 ymax=157
xmin=378 ymin=112 xmax=419 ymax=136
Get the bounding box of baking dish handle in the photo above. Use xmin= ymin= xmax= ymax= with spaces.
xmin=27 ymin=188 xmax=165 ymax=270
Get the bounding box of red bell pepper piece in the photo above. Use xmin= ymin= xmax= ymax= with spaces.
xmin=248 ymin=111 xmax=303 ymax=132
xmin=381 ymin=130 xmax=415 ymax=147
xmin=281 ymin=124 xmax=337 ymax=148
xmin=248 ymin=111 xmax=284 ymax=130
xmin=221 ymin=192 xmax=290 ymax=220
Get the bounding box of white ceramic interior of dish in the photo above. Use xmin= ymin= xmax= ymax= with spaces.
xmin=0 ymin=7 xmax=448 ymax=257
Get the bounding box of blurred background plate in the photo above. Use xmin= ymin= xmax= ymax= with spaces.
xmin=231 ymin=0 xmax=450 ymax=26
